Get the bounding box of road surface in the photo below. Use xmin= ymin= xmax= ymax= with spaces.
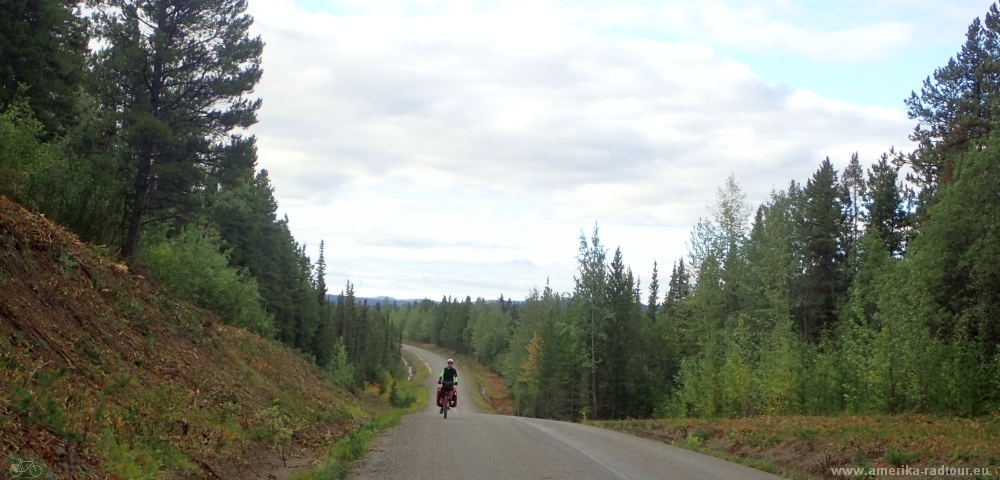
xmin=351 ymin=344 xmax=782 ymax=480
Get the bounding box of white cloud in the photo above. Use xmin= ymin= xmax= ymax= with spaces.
xmin=700 ymin=3 xmax=915 ymax=62
xmin=248 ymin=0 xmax=915 ymax=299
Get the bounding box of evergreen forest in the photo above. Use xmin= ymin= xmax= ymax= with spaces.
xmin=4 ymin=0 xmax=1000 ymax=428
xmin=394 ymin=4 xmax=1000 ymax=421
xmin=0 ymin=0 xmax=400 ymax=388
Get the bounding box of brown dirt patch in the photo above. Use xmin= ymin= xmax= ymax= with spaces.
xmin=0 ymin=196 xmax=378 ymax=479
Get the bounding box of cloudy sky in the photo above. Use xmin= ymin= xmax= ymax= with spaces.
xmin=245 ymin=0 xmax=994 ymax=300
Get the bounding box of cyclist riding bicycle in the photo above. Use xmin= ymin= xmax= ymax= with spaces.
xmin=438 ymin=359 xmax=458 ymax=413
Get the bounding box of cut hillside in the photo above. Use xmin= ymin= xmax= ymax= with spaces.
xmin=0 ymin=195 xmax=379 ymax=479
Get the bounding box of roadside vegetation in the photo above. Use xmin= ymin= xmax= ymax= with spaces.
xmin=292 ymin=351 xmax=428 ymax=479
xmin=404 ymin=341 xmax=513 ymax=415
xmin=398 ymin=350 xmax=431 ymax=413
xmin=590 ymin=416 xmax=1000 ymax=479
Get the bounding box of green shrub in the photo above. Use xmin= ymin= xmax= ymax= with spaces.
xmin=327 ymin=339 xmax=355 ymax=388
xmin=254 ymin=404 xmax=294 ymax=458
xmin=0 ymin=102 xmax=56 ymax=201
xmin=98 ymin=428 xmax=161 ymax=480
xmin=139 ymin=226 xmax=274 ymax=335
xmin=793 ymin=428 xmax=818 ymax=440
xmin=387 ymin=381 xmax=416 ymax=409
xmin=12 ymin=368 xmax=80 ymax=440
xmin=885 ymin=448 xmax=921 ymax=467
xmin=0 ymin=101 xmax=128 ymax=247
xmin=691 ymin=427 xmax=716 ymax=442
xmin=293 ymin=410 xmax=402 ymax=480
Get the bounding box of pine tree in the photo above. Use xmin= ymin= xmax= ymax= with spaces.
xmin=904 ymin=4 xmax=1000 ymax=210
xmin=93 ymin=0 xmax=264 ymax=257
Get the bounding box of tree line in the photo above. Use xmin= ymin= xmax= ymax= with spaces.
xmin=395 ymin=4 xmax=1000 ymax=420
xmin=0 ymin=0 xmax=399 ymax=385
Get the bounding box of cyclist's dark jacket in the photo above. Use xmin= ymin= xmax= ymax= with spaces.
xmin=440 ymin=366 xmax=458 ymax=385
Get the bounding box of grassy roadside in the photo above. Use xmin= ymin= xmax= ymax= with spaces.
xmin=291 ymin=351 xmax=430 ymax=479
xmin=588 ymin=415 xmax=1000 ymax=479
xmin=289 ymin=410 xmax=401 ymax=480
xmin=403 ymin=341 xmax=514 ymax=415
xmin=398 ymin=349 xmax=430 ymax=413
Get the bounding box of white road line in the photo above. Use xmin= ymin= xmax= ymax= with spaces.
xmin=413 ymin=354 xmax=432 ymax=373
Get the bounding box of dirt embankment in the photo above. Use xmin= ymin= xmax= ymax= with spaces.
xmin=0 ymin=196 xmax=377 ymax=479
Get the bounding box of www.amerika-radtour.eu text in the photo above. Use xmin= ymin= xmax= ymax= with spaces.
xmin=831 ymin=466 xmax=992 ymax=477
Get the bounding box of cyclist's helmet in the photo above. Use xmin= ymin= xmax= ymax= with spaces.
xmin=447 ymin=359 xmax=454 ymax=365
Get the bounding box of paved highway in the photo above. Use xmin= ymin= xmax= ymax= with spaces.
xmin=351 ymin=344 xmax=782 ymax=480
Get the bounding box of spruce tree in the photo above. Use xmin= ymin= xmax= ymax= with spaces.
xmin=311 ymin=240 xmax=334 ymax=364
xmin=866 ymin=154 xmax=908 ymax=257
xmin=646 ymin=260 xmax=659 ymax=322
xmin=315 ymin=240 xmax=328 ymax=305
xmin=714 ymin=175 xmax=752 ymax=320
xmin=799 ymin=158 xmax=846 ymax=340
xmin=842 ymin=152 xmax=867 ymax=267
xmin=570 ymin=226 xmax=611 ymax=419
xmin=606 ymin=247 xmax=639 ymax=419
xmin=663 ymin=259 xmax=690 ymax=317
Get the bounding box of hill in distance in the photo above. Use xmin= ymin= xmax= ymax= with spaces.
xmin=326 ymin=295 xmax=525 ymax=307
xmin=326 ymin=295 xmax=425 ymax=307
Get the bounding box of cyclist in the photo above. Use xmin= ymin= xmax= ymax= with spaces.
xmin=438 ymin=359 xmax=458 ymax=413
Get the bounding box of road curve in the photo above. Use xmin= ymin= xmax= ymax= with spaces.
xmin=351 ymin=344 xmax=782 ymax=480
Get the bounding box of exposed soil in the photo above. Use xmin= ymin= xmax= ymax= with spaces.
xmin=0 ymin=196 xmax=378 ymax=479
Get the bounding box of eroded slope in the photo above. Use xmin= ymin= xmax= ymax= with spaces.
xmin=0 ymin=196 xmax=371 ymax=479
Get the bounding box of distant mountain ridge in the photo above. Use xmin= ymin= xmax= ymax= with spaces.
xmin=324 ymin=295 xmax=525 ymax=307
xmin=325 ymin=295 xmax=426 ymax=306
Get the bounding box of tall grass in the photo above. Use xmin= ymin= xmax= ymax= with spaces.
xmin=294 ymin=353 xmax=429 ymax=479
